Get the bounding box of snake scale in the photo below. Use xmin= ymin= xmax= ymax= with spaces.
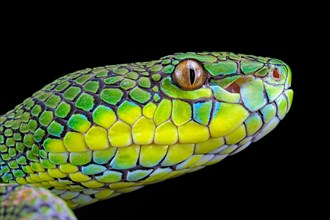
xmin=0 ymin=52 xmax=293 ymax=219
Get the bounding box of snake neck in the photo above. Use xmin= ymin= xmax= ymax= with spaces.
xmin=0 ymin=115 xmax=7 ymax=183
xmin=0 ymin=109 xmax=22 ymax=183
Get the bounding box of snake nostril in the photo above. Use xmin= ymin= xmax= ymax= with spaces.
xmin=273 ymin=69 xmax=280 ymax=80
xmin=225 ymin=82 xmax=240 ymax=93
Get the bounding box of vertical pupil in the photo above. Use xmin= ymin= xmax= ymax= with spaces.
xmin=189 ymin=67 xmax=195 ymax=85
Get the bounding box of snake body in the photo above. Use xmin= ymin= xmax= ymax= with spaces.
xmin=0 ymin=52 xmax=293 ymax=219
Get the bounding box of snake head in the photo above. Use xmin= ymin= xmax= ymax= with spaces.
xmin=158 ymin=52 xmax=293 ymax=152
xmin=0 ymin=51 xmax=294 ymax=211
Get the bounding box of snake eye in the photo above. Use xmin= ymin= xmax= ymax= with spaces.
xmin=172 ymin=59 xmax=207 ymax=90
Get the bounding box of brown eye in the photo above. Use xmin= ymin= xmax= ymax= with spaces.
xmin=172 ymin=59 xmax=207 ymax=90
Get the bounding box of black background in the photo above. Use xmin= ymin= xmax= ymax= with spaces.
xmin=0 ymin=19 xmax=315 ymax=219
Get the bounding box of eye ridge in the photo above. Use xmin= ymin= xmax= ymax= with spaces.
xmin=189 ymin=67 xmax=195 ymax=85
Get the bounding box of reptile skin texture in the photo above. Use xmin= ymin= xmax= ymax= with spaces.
xmin=0 ymin=52 xmax=293 ymax=219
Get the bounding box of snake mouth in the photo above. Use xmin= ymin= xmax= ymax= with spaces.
xmin=210 ymin=73 xmax=293 ymax=115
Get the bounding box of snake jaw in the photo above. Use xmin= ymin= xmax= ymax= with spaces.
xmin=207 ymin=62 xmax=293 ymax=149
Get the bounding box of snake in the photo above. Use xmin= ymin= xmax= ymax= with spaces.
xmin=0 ymin=52 xmax=293 ymax=219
